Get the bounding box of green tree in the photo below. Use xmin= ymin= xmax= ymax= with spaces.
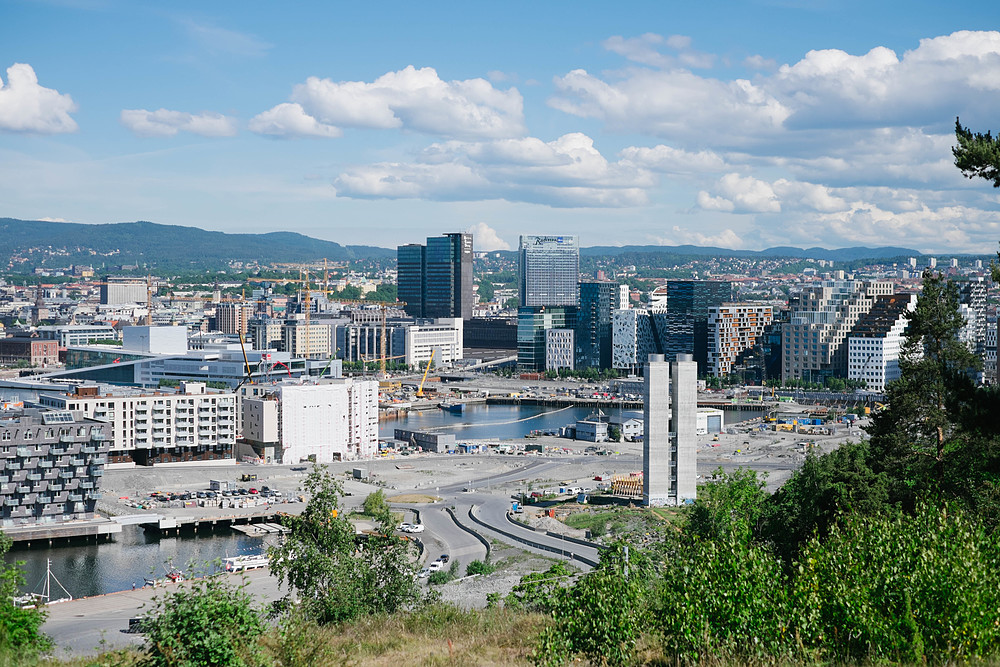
xmin=0 ymin=534 xmax=49 ymax=655
xmin=953 ymin=117 xmax=1000 ymax=188
xmin=476 ymin=280 xmax=494 ymax=303
xmin=361 ymin=489 xmax=391 ymax=518
xmin=534 ymin=544 xmax=652 ymax=667
xmin=268 ymin=465 xmax=418 ymax=624
xmin=866 ymin=272 xmax=981 ymax=503
xmin=686 ymin=467 xmax=768 ymax=546
xmin=141 ymin=573 xmax=265 ymax=667
xmin=762 ymin=441 xmax=889 ymax=563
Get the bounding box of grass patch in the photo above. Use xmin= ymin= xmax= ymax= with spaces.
xmin=387 ymin=494 xmax=442 ymax=503
xmin=563 ymin=507 xmax=668 ymax=539
xmin=262 ymin=605 xmax=549 ymax=666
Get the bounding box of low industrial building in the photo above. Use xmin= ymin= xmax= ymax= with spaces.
xmin=392 ymin=428 xmax=455 ymax=453
xmin=696 ymin=408 xmax=725 ymax=434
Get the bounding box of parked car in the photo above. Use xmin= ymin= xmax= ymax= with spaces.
xmin=249 ymin=488 xmax=259 ymax=495
xmin=428 ymin=561 xmax=443 ymax=572
xmin=437 ymin=554 xmax=450 ymax=563
xmin=398 ymin=522 xmax=414 ymax=532
xmin=407 ymin=524 xmax=425 ymax=533
xmin=417 ymin=568 xmax=431 ymax=579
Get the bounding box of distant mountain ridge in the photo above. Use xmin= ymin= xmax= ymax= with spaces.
xmin=580 ymin=244 xmax=924 ymax=262
xmin=0 ymin=218 xmax=394 ymax=270
xmin=1 ymin=217 xmax=952 ymax=271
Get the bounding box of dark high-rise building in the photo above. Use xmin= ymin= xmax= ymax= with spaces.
xmin=396 ymin=244 xmax=425 ymax=319
xmin=661 ymin=280 xmax=733 ymax=370
xmin=576 ymin=280 xmax=618 ymax=369
xmin=518 ymin=235 xmax=579 ymax=308
xmin=396 ymin=233 xmax=473 ymax=320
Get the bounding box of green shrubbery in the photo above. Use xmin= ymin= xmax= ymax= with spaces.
xmin=0 ymin=535 xmax=49 ymax=657
xmin=141 ymin=574 xmax=265 ymax=667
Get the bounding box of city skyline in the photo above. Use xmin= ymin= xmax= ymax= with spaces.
xmin=2 ymin=1 xmax=1000 ymax=254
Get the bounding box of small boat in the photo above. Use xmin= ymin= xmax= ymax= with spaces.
xmin=15 ymin=559 xmax=72 ymax=607
xmin=440 ymin=402 xmax=465 ymax=414
xmin=223 ymin=554 xmax=269 ymax=572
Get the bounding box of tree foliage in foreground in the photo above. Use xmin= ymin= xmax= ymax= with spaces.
xmin=954 ymin=117 xmax=1000 ymax=188
xmin=0 ymin=534 xmax=49 ymax=656
xmin=268 ymin=465 xmax=418 ymax=624
xmin=141 ymin=573 xmax=265 ymax=667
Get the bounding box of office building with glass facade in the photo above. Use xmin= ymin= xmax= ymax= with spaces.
xmin=396 ymin=234 xmax=473 ymax=320
xmin=518 ymin=235 xmax=579 ymax=308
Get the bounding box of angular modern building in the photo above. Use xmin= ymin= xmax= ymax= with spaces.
xmin=518 ymin=235 xmax=579 ymax=308
xmin=576 ymin=280 xmax=619 ymax=369
xmin=643 ymin=354 xmax=697 ymax=506
xmin=0 ymin=409 xmax=110 ymax=529
xmin=396 ymin=244 xmax=426 ymax=319
xmin=782 ymin=279 xmax=893 ymax=383
xmin=612 ymin=308 xmax=658 ymax=372
xmin=847 ymin=293 xmax=916 ymax=392
xmin=396 ymin=233 xmax=474 ymax=320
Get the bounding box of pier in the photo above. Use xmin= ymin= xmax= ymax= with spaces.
xmin=136 ymin=512 xmax=288 ymax=537
xmin=6 ymin=518 xmax=122 ymax=548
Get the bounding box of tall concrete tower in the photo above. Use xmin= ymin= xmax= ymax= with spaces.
xmin=643 ymin=353 xmax=697 ymax=506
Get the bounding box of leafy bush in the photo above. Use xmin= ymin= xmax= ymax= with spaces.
xmin=465 ymin=559 xmax=496 ymax=576
xmin=505 ymin=561 xmax=574 ymax=612
xmin=534 ymin=544 xmax=652 ymax=667
xmin=141 ymin=574 xmax=265 ymax=667
xmin=794 ymin=504 xmax=1000 ymax=663
xmin=0 ymin=534 xmax=49 ymax=655
xmin=655 ymin=536 xmax=798 ymax=662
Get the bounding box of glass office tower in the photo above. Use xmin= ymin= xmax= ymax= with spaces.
xmin=518 ymin=235 xmax=579 ymax=308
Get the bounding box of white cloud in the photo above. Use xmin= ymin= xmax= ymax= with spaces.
xmin=752 ymin=202 xmax=1000 ymax=254
xmin=247 ymin=103 xmax=341 ymax=138
xmin=552 ymin=30 xmax=1000 ymax=144
xmin=655 ymin=226 xmax=746 ymax=249
xmin=120 ymin=109 xmax=237 ymax=137
xmin=698 ymin=173 xmax=780 ymax=213
xmin=550 ymin=68 xmax=789 ymax=146
xmin=744 ymin=54 xmax=777 ymax=70
xmin=334 ymin=132 xmax=653 ymax=207
xmin=619 ymin=144 xmax=728 ymax=174
xmin=603 ymin=33 xmax=715 ymax=69
xmin=0 ymin=63 xmax=78 ymax=134
xmin=467 ymin=222 xmax=511 ymax=251
xmin=252 ymin=66 xmax=525 ymax=140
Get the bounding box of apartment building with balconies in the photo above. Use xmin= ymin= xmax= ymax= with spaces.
xmin=38 ymin=382 xmax=236 ymax=467
xmin=0 ymin=409 xmax=109 ymax=528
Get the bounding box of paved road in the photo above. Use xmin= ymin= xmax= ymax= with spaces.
xmin=43 ymin=568 xmax=285 ymax=657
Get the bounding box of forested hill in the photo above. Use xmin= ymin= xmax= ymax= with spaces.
xmin=0 ymin=218 xmax=394 ymax=271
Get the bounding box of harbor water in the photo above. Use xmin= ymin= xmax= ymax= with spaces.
xmin=379 ymin=403 xmax=763 ymax=440
xmin=5 ymin=524 xmax=269 ymax=598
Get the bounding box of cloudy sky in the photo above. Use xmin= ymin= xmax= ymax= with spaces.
xmin=2 ymin=1 xmax=999 ymax=253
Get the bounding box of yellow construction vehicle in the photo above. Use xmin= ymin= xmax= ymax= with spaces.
xmin=415 ymin=349 xmax=435 ymax=398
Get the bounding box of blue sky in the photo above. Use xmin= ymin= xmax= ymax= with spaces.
xmin=2 ymin=0 xmax=999 ymax=253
